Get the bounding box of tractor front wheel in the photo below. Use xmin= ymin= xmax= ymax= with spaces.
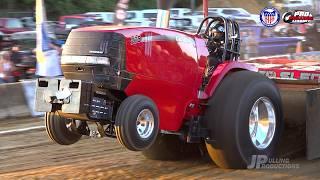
xmin=45 ymin=111 xmax=82 ymax=145
xmin=115 ymin=95 xmax=160 ymax=151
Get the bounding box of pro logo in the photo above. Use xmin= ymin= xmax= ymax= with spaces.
xmin=283 ymin=10 xmax=313 ymax=24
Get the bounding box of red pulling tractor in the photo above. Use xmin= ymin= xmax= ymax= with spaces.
xmin=35 ymin=15 xmax=283 ymax=169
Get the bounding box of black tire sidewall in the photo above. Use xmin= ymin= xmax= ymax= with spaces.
xmin=204 ymin=71 xmax=283 ymax=168
xmin=116 ymin=95 xmax=160 ymax=151
xmin=46 ymin=111 xmax=82 ymax=145
xmin=126 ymin=100 xmax=159 ymax=150
xmin=236 ymin=79 xmax=283 ymax=166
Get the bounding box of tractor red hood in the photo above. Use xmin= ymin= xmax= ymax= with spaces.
xmin=73 ymin=25 xmax=195 ymax=38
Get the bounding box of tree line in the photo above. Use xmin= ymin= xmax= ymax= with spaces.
xmin=0 ymin=0 xmax=198 ymax=20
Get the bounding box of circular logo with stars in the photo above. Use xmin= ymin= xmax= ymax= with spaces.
xmin=260 ymin=7 xmax=280 ymax=27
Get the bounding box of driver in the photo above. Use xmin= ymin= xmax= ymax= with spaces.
xmin=207 ymin=22 xmax=225 ymax=68
xmin=208 ymin=25 xmax=225 ymax=43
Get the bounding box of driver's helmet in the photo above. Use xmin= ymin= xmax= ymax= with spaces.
xmin=209 ymin=23 xmax=225 ymax=41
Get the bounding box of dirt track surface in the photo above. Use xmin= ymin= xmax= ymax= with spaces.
xmin=1 ymin=118 xmax=320 ymax=179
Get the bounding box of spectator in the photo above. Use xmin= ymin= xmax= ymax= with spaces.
xmin=261 ymin=28 xmax=272 ymax=38
xmin=9 ymin=43 xmax=25 ymax=81
xmin=303 ymin=23 xmax=320 ymax=51
xmin=0 ymin=51 xmax=15 ymax=83
xmin=10 ymin=42 xmax=23 ymax=65
xmin=286 ymin=24 xmax=301 ymax=37
xmin=0 ymin=35 xmax=3 ymax=51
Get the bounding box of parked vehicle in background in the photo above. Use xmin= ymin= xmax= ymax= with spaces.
xmin=20 ymin=17 xmax=35 ymax=30
xmin=170 ymin=8 xmax=191 ymax=18
xmin=185 ymin=11 xmax=220 ymax=27
xmin=9 ymin=31 xmax=38 ymax=80
xmin=240 ymin=25 xmax=301 ymax=57
xmin=124 ymin=19 xmax=154 ymax=27
xmin=184 ymin=15 xmax=202 ymax=28
xmin=127 ymin=9 xmax=158 ymax=19
xmin=0 ymin=18 xmax=27 ymax=34
xmin=189 ymin=10 xmax=218 ymax=16
xmin=232 ymin=17 xmax=257 ymax=25
xmin=10 ymin=31 xmax=37 ymax=41
xmin=0 ymin=33 xmax=14 ymax=50
xmin=59 ymin=15 xmax=95 ymax=30
xmin=126 ymin=8 xmax=194 ymax=23
xmin=126 ymin=10 xmax=143 ymax=21
xmin=72 ymin=21 xmax=112 ymax=29
xmin=141 ymin=9 xmax=158 ymax=19
xmin=209 ymin=8 xmax=251 ymax=16
xmin=85 ymin=12 xmax=115 ymax=23
xmin=208 ymin=8 xmax=259 ymax=24
xmin=125 ymin=10 xmax=145 ymax=26
xmin=125 ymin=17 xmax=194 ymax=30
xmin=169 ymin=18 xmax=194 ymax=31
xmin=47 ymin=20 xmax=69 ymax=43
xmin=282 ymin=0 xmax=313 ymax=11
xmin=125 ymin=9 xmax=158 ymax=27
xmin=315 ymin=15 xmax=320 ymax=32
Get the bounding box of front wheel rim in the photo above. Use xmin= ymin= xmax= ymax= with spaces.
xmin=249 ymin=97 xmax=276 ymax=150
xmin=136 ymin=109 xmax=155 ymax=139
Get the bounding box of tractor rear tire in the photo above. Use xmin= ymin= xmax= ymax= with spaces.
xmin=115 ymin=95 xmax=160 ymax=151
xmin=142 ymin=134 xmax=201 ymax=161
xmin=204 ymin=71 xmax=283 ymax=169
xmin=45 ymin=111 xmax=82 ymax=145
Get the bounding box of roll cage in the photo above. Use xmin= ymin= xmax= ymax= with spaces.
xmin=196 ymin=16 xmax=241 ymax=62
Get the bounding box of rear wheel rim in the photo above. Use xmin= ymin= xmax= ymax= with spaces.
xmin=249 ymin=97 xmax=276 ymax=150
xmin=136 ymin=109 xmax=155 ymax=139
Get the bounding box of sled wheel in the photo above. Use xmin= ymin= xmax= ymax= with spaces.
xmin=204 ymin=71 xmax=283 ymax=169
xmin=142 ymin=134 xmax=201 ymax=161
xmin=115 ymin=95 xmax=159 ymax=151
xmin=45 ymin=111 xmax=82 ymax=145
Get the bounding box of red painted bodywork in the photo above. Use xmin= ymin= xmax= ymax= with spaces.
xmin=75 ymin=26 xmax=254 ymax=131
xmin=202 ymin=62 xmax=257 ymax=99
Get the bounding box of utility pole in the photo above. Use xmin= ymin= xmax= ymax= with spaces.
xmin=114 ymin=0 xmax=130 ymax=25
xmin=191 ymin=0 xmax=195 ymax=13
xmin=156 ymin=0 xmax=176 ymax=28
xmin=316 ymin=0 xmax=320 ymax=14
xmin=157 ymin=0 xmax=176 ymax=10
